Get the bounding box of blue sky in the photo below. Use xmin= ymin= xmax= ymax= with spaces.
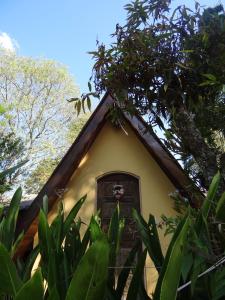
xmin=0 ymin=0 xmax=221 ymax=95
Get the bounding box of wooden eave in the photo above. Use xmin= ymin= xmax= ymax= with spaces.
xmin=15 ymin=92 xmax=200 ymax=257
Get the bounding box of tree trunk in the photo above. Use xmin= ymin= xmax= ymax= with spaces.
xmin=174 ymin=106 xmax=222 ymax=189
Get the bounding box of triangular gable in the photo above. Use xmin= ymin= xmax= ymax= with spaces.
xmin=15 ymin=92 xmax=199 ymax=257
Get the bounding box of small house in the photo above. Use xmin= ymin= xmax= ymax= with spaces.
xmin=16 ymin=92 xmax=196 ymax=294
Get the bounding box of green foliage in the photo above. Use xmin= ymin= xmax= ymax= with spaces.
xmin=66 ymin=113 xmax=91 ymax=144
xmin=0 ymin=134 xmax=24 ymax=199
xmin=88 ymin=0 xmax=225 ymax=190
xmin=15 ymin=270 xmax=44 ymax=300
xmin=132 ymin=210 xmax=164 ymax=270
xmin=0 ymin=244 xmax=22 ymax=297
xmin=0 ymin=52 xmax=79 ymax=195
xmin=25 ymin=114 xmax=90 ymax=195
xmin=154 ymin=214 xmax=191 ymax=300
xmin=66 ymin=238 xmax=109 ymax=300
xmin=0 ymin=187 xmax=23 ymax=255
xmin=126 ymin=249 xmax=149 ymax=300
xmin=25 ymin=157 xmax=60 ymax=195
xmin=0 ymin=173 xmax=225 ymax=299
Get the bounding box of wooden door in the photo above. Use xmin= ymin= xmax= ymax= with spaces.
xmin=97 ymin=173 xmax=140 ymax=264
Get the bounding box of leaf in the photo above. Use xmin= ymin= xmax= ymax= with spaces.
xmin=88 ymin=81 xmax=92 ymax=92
xmin=154 ymin=213 xmax=191 ymax=300
xmin=202 ymin=73 xmax=217 ymax=81
xmin=0 ymin=243 xmax=22 ymax=296
xmin=0 ymin=204 xmax=3 ymax=219
xmin=201 ymin=172 xmax=220 ymax=219
xmin=89 ymin=216 xmax=103 ymax=242
xmin=42 ymin=195 xmax=48 ymax=216
xmin=210 ymin=268 xmax=225 ymax=300
xmin=179 ymin=49 xmax=194 ymax=53
xmin=163 ymin=84 xmax=168 ymax=92
xmin=87 ymin=95 xmax=91 ymax=111
xmin=126 ymin=249 xmax=148 ymax=300
xmin=47 ymin=287 xmax=61 ymax=300
xmin=215 ymin=192 xmax=225 ymax=222
xmin=116 ymin=241 xmax=141 ymax=299
xmin=21 ymin=245 xmax=40 ymax=281
xmin=107 ymin=205 xmax=125 ymax=287
xmin=47 ymin=248 xmax=58 ymax=293
xmin=108 ymin=204 xmax=125 ymax=254
xmin=82 ymin=98 xmax=86 ymax=114
xmin=11 ymin=230 xmax=24 ymax=257
xmin=67 ymin=97 xmax=80 ymax=103
xmin=15 ymin=269 xmax=44 ymax=300
xmin=64 ymin=222 xmax=82 ymax=272
xmin=65 ymin=238 xmax=109 ymax=300
xmin=38 ymin=209 xmax=51 ymax=264
xmin=50 ymin=201 xmax=63 ymax=250
xmin=77 ymin=100 xmax=81 ymax=116
xmin=132 ymin=210 xmax=164 ymax=270
xmin=3 ymin=187 xmax=22 ymax=252
xmin=199 ymin=81 xmax=216 ymax=87
xmin=63 ymin=195 xmax=86 ymax=238
xmin=181 ymin=252 xmax=193 ymax=282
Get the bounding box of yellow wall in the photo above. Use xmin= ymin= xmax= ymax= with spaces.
xmin=48 ymin=120 xmax=177 ymax=295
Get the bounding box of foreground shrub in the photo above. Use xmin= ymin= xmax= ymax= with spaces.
xmin=0 ymin=173 xmax=224 ymax=299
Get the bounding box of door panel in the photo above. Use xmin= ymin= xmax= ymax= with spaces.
xmin=97 ymin=173 xmax=140 ymax=250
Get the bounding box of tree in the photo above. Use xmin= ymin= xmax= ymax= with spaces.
xmin=66 ymin=113 xmax=91 ymax=144
xmin=25 ymin=113 xmax=90 ymax=195
xmin=0 ymin=133 xmax=24 ymax=201
xmin=0 ymin=103 xmax=24 ymax=201
xmin=87 ymin=1 xmax=225 ymax=191
xmin=0 ymin=51 xmax=79 ymax=191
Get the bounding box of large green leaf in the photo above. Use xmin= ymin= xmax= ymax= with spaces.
xmin=0 ymin=243 xmax=22 ymax=296
xmin=127 ymin=249 xmax=149 ymax=300
xmin=38 ymin=209 xmax=51 ymax=264
xmin=215 ymin=192 xmax=225 ymax=222
xmin=0 ymin=204 xmax=4 ymax=219
xmin=116 ymin=241 xmax=141 ymax=299
xmin=11 ymin=231 xmax=24 ymax=257
xmin=20 ymin=245 xmax=40 ymax=282
xmin=132 ymin=210 xmax=164 ymax=270
xmin=107 ymin=205 xmax=125 ymax=288
xmin=154 ymin=214 xmax=191 ymax=300
xmin=63 ymin=195 xmax=86 ymax=238
xmin=64 ymin=222 xmax=82 ymax=270
xmin=47 ymin=287 xmax=61 ymax=300
xmin=15 ymin=269 xmax=44 ymax=300
xmin=3 ymin=187 xmax=22 ymax=252
xmin=108 ymin=204 xmax=125 ymax=255
xmin=65 ymin=238 xmax=109 ymax=300
xmin=89 ymin=215 xmax=103 ymax=242
xmin=210 ymin=267 xmax=225 ymax=300
xmin=50 ymin=201 xmax=64 ymax=251
xmin=201 ymin=172 xmax=220 ymax=219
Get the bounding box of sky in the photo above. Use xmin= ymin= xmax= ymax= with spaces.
xmin=0 ymin=0 xmax=221 ymax=95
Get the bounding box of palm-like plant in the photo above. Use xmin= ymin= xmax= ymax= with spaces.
xmin=0 ymin=173 xmax=224 ymax=300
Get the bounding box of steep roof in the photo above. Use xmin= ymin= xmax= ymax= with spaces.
xmin=15 ymin=92 xmax=199 ymax=257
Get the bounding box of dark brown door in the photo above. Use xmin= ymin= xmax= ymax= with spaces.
xmin=97 ymin=173 xmax=140 ymax=263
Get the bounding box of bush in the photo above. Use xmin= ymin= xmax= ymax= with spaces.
xmin=0 ymin=173 xmax=225 ymax=299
